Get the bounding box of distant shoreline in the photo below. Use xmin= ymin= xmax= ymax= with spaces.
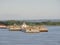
xmin=0 ymin=20 xmax=60 ymax=26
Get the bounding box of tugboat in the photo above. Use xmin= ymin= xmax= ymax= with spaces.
xmin=21 ymin=22 xmax=48 ymax=33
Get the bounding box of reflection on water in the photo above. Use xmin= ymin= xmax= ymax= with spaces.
xmin=0 ymin=26 xmax=60 ymax=45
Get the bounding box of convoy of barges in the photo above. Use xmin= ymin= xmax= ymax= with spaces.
xmin=0 ymin=22 xmax=48 ymax=33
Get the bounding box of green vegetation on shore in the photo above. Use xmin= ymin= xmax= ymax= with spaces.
xmin=0 ymin=20 xmax=60 ymax=26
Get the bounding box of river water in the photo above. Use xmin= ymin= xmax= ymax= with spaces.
xmin=0 ymin=26 xmax=60 ymax=45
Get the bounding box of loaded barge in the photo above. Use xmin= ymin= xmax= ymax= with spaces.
xmin=8 ymin=22 xmax=48 ymax=33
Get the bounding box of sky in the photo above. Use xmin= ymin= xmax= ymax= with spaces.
xmin=0 ymin=0 xmax=60 ymax=20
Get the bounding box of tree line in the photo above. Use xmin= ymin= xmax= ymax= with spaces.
xmin=0 ymin=20 xmax=60 ymax=26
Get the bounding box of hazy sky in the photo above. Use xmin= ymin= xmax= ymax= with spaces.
xmin=0 ymin=0 xmax=60 ymax=20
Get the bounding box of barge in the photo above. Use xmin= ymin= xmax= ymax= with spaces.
xmin=8 ymin=22 xmax=48 ymax=33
